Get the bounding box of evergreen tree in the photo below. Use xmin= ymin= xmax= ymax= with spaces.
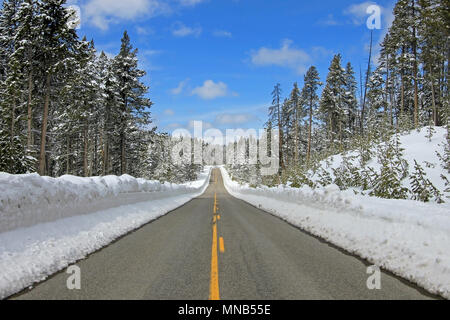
xmin=37 ymin=0 xmax=79 ymax=175
xmin=112 ymin=31 xmax=152 ymax=175
xmin=301 ymin=66 xmax=321 ymax=165
xmin=319 ymin=54 xmax=346 ymax=150
xmin=268 ymin=83 xmax=284 ymax=172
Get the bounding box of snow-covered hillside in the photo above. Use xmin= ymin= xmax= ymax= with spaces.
xmin=0 ymin=168 xmax=211 ymax=299
xmin=221 ymin=127 xmax=450 ymax=300
xmin=307 ymin=126 xmax=449 ymax=202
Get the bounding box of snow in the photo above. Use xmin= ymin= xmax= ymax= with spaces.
xmin=0 ymin=171 xmax=209 ymax=233
xmin=221 ymin=144 xmax=450 ymax=300
xmin=309 ymin=127 xmax=449 ymax=198
xmin=0 ymin=167 xmax=211 ymax=299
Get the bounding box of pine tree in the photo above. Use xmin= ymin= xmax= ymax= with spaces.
xmin=268 ymin=83 xmax=284 ymax=173
xmin=319 ymin=54 xmax=346 ymax=151
xmin=342 ymin=62 xmax=358 ymax=140
xmin=370 ymin=135 xmax=409 ymax=199
xmin=37 ymin=0 xmax=79 ymax=175
xmin=418 ymin=0 xmax=448 ymax=126
xmin=410 ymin=160 xmax=444 ymax=203
xmin=112 ymin=31 xmax=152 ymax=175
xmin=302 ymin=66 xmax=321 ymax=165
xmin=366 ymin=66 xmax=387 ymax=136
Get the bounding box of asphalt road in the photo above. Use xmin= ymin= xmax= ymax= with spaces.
xmin=14 ymin=169 xmax=434 ymax=300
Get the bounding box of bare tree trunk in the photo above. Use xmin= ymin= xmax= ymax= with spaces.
xmin=360 ymin=30 xmax=373 ymax=134
xmin=66 ymin=136 xmax=70 ymax=175
xmin=276 ymin=101 xmax=285 ymax=173
xmin=83 ymin=120 xmax=89 ymax=177
xmin=294 ymin=110 xmax=299 ymax=166
xmin=39 ymin=73 xmax=51 ymax=176
xmin=306 ymin=103 xmax=312 ymax=165
xmin=93 ymin=133 xmax=98 ymax=176
xmin=429 ymin=67 xmax=438 ymax=126
xmin=412 ymin=12 xmax=419 ymax=129
xmin=120 ymin=95 xmax=127 ymax=175
xmin=400 ymin=46 xmax=405 ymax=123
xmin=10 ymin=100 xmax=16 ymax=147
xmin=26 ymin=71 xmax=33 ymax=150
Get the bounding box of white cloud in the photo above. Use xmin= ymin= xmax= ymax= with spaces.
xmin=215 ymin=113 xmax=256 ymax=125
xmin=136 ymin=26 xmax=155 ymax=35
xmin=170 ymin=78 xmax=190 ymax=95
xmin=172 ymin=22 xmax=202 ymax=37
xmin=191 ymin=80 xmax=232 ymax=100
xmin=250 ymin=39 xmax=312 ymax=75
xmin=179 ymin=0 xmax=207 ymax=6
xmin=344 ymin=1 xmax=378 ymax=25
xmin=213 ymin=30 xmax=232 ymax=38
xmin=187 ymin=120 xmax=213 ymax=130
xmin=343 ymin=2 xmax=393 ymax=29
xmin=83 ymin=0 xmax=170 ymax=30
xmin=164 ymin=109 xmax=175 ymax=116
xmin=318 ymin=14 xmax=340 ymax=26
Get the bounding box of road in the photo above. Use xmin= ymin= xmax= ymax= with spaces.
xmin=14 ymin=168 xmax=434 ymax=300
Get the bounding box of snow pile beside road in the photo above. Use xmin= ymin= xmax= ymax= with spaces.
xmin=0 ymin=172 xmax=207 ymax=233
xmin=0 ymin=168 xmax=211 ymax=299
xmin=220 ymin=167 xmax=450 ymax=299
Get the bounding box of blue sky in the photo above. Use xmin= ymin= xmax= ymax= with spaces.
xmin=68 ymin=0 xmax=395 ymax=133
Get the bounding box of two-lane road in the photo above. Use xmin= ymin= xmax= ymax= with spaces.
xmin=14 ymin=169 xmax=434 ymax=300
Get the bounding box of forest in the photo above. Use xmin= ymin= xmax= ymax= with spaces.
xmin=0 ymin=0 xmax=449 ymax=199
xmin=227 ymin=0 xmax=449 ymax=202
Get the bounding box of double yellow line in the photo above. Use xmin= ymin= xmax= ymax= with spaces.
xmin=209 ymin=172 xmax=224 ymax=300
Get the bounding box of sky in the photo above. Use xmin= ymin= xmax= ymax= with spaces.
xmin=67 ymin=0 xmax=396 ymax=134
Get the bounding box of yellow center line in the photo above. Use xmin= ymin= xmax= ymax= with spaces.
xmin=219 ymin=237 xmax=225 ymax=253
xmin=209 ymin=219 xmax=220 ymax=300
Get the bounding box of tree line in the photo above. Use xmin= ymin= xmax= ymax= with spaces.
xmin=0 ymin=0 xmax=155 ymax=177
xmin=266 ymin=0 xmax=448 ymax=177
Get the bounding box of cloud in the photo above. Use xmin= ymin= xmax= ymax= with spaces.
xmin=136 ymin=26 xmax=155 ymax=35
xmin=167 ymin=123 xmax=182 ymax=129
xmin=170 ymin=78 xmax=190 ymax=95
xmin=191 ymin=80 xmax=234 ymax=100
xmin=317 ymin=14 xmax=340 ymax=26
xmin=317 ymin=2 xmax=393 ymax=30
xmin=164 ymin=109 xmax=175 ymax=116
xmin=83 ymin=0 xmax=171 ymax=30
xmin=344 ymin=1 xmax=378 ymax=25
xmin=343 ymin=2 xmax=393 ymax=29
xmin=172 ymin=22 xmax=202 ymax=37
xmin=178 ymin=0 xmax=207 ymax=6
xmin=213 ymin=30 xmax=232 ymax=38
xmin=215 ymin=113 xmax=257 ymax=126
xmin=250 ymin=39 xmax=312 ymax=75
xmin=187 ymin=120 xmax=213 ymax=130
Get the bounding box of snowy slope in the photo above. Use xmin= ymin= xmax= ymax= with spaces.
xmin=309 ymin=126 xmax=449 ymax=198
xmin=0 ymin=168 xmax=211 ymax=299
xmin=221 ymin=166 xmax=450 ymax=299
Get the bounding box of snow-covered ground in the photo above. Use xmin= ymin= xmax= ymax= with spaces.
xmin=0 ymin=168 xmax=211 ymax=299
xmin=221 ymin=146 xmax=450 ymax=300
xmin=309 ymin=126 xmax=449 ymax=199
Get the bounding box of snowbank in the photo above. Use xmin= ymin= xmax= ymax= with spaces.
xmin=0 ymin=172 xmax=209 ymax=233
xmin=220 ymin=167 xmax=450 ymax=299
xmin=310 ymin=126 xmax=449 ymax=198
xmin=0 ymin=168 xmax=211 ymax=299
